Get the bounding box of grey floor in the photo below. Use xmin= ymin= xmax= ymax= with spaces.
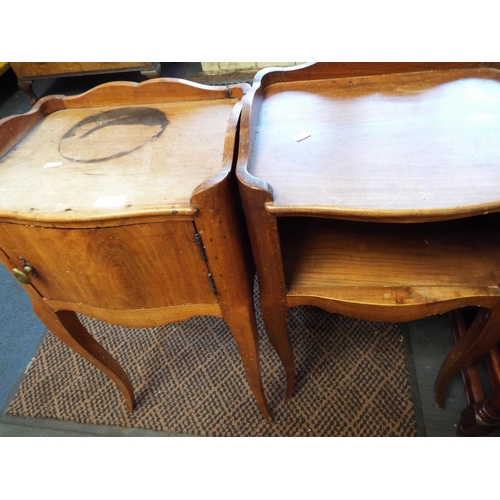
xmin=0 ymin=62 xmax=496 ymax=437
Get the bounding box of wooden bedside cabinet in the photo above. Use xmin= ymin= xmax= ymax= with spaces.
xmin=0 ymin=77 xmax=272 ymax=419
xmin=236 ymin=62 xmax=500 ymax=426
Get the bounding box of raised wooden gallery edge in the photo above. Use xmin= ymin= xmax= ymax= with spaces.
xmin=0 ymin=77 xmax=272 ymax=420
xmin=236 ymin=63 xmax=500 ymax=419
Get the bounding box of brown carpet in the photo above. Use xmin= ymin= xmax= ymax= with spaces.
xmin=6 ymin=284 xmax=417 ymax=436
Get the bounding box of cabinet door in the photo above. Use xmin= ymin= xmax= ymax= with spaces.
xmin=0 ymin=221 xmax=217 ymax=310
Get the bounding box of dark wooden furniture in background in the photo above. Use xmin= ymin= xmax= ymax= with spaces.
xmin=8 ymin=63 xmax=161 ymax=105
xmin=449 ymin=309 xmax=500 ymax=435
xmin=236 ymin=62 xmax=500 ymax=426
xmin=0 ymin=77 xmax=272 ymax=419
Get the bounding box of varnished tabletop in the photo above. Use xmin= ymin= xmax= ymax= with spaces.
xmin=0 ymin=80 xmax=240 ymax=224
xmin=249 ymin=67 xmax=500 ymax=221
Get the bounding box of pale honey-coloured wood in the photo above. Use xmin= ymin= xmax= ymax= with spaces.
xmin=0 ymin=97 xmax=238 ymax=223
xmin=9 ymin=62 xmax=159 ymax=79
xmin=33 ymin=301 xmax=136 ymax=412
xmin=286 ymin=287 xmax=500 ymax=323
xmin=279 ymin=216 xmax=500 ymax=290
xmin=190 ymin=102 xmax=272 ymax=418
xmin=9 ymin=63 xmax=162 ymax=105
xmin=251 ymin=67 xmax=500 ymax=221
xmin=0 ymin=78 xmax=272 ymax=419
xmin=237 ymin=62 xmax=500 ymax=415
xmin=45 ymin=299 xmax=222 ymax=328
xmin=63 ymin=78 xmax=232 ymax=107
xmin=0 ymin=245 xmax=135 ymax=412
xmin=0 ymin=221 xmax=217 ymax=310
xmin=0 ymin=95 xmax=66 ymax=160
xmin=236 ymin=183 xmax=295 ymax=400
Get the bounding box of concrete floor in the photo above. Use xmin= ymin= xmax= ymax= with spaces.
xmin=0 ymin=62 xmax=497 ymax=436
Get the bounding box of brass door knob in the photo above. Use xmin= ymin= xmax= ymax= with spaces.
xmin=12 ymin=258 xmax=36 ymax=284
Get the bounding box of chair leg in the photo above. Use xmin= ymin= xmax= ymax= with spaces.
xmin=31 ymin=299 xmax=134 ymax=411
xmin=435 ymin=305 xmax=500 ymax=409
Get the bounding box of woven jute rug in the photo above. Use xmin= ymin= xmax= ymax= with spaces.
xmin=6 ymin=284 xmax=417 ymax=436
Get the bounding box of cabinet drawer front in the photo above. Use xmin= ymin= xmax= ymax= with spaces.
xmin=0 ymin=221 xmax=217 ymax=310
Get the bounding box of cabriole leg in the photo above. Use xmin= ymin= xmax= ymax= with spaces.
xmin=260 ymin=295 xmax=295 ymax=401
xmin=223 ymin=306 xmax=272 ymax=420
xmin=31 ymin=299 xmax=134 ymax=412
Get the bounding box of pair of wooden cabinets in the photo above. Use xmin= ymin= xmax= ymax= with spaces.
xmin=2 ymin=63 xmax=500 ymax=431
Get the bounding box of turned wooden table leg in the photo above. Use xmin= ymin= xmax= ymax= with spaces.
xmin=457 ymin=393 xmax=500 ymax=436
xmin=436 ymin=305 xmax=500 ymax=408
xmin=448 ymin=308 xmax=500 ymax=436
xmin=31 ymin=299 xmax=134 ymax=411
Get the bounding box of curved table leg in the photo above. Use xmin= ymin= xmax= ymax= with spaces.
xmin=260 ymin=295 xmax=295 ymax=401
xmin=435 ymin=305 xmax=500 ymax=408
xmin=223 ymin=305 xmax=272 ymax=420
xmin=237 ymin=185 xmax=295 ymax=403
xmin=31 ymin=299 xmax=134 ymax=411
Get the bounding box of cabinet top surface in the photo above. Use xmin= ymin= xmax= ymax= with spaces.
xmin=249 ymin=68 xmax=500 ymax=218
xmin=0 ymin=97 xmax=237 ymax=222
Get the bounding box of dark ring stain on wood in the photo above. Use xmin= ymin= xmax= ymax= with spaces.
xmin=58 ymin=107 xmax=169 ymax=163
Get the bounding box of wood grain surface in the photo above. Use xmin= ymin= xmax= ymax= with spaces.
xmin=9 ymin=62 xmax=157 ymax=79
xmin=250 ymin=67 xmax=500 ymax=221
xmin=0 ymin=78 xmax=273 ymax=419
xmin=236 ymin=62 xmax=500 ymax=412
xmin=0 ymin=99 xmax=237 ymax=223
xmin=0 ymin=221 xmax=217 ymax=310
